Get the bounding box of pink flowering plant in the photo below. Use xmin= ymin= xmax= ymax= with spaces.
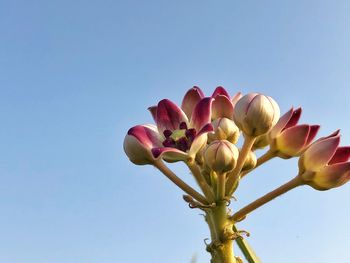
xmin=123 ymin=86 xmax=350 ymax=263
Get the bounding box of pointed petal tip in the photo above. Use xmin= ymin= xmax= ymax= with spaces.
xmin=329 ymin=146 xmax=350 ymax=165
xmin=212 ymin=86 xmax=230 ymax=98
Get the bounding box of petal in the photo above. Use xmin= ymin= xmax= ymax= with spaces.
xmin=303 ymin=136 xmax=340 ymax=171
xmin=148 ymin=105 xmax=157 ymax=122
xmin=211 ymin=95 xmax=234 ymax=120
xmin=188 ymin=123 xmax=214 ymax=158
xmin=314 ymin=129 xmax=340 ymax=144
xmin=270 ymin=108 xmax=294 ymax=139
xmin=212 ymin=86 xmax=230 ymax=98
xmin=181 ymin=86 xmax=205 ymax=119
xmin=151 ymin=147 xmax=189 ymax=162
xmin=305 ymin=125 xmax=320 ymax=146
xmin=233 ymin=93 xmax=258 ymax=127
xmin=231 ymin=92 xmax=242 ymax=107
xmin=328 ymin=146 xmax=350 ymax=165
xmin=284 ymin=107 xmax=302 ymax=130
xmin=265 ymin=95 xmax=281 ymax=126
xmin=124 ymin=124 xmax=162 ymax=165
xmin=190 ymin=97 xmax=214 ymax=131
xmin=311 ymin=162 xmax=350 ymax=190
xmin=156 ymin=99 xmax=189 ymax=133
xmin=127 ymin=124 xmax=161 ymax=148
xmin=276 ymin=125 xmax=310 ymax=156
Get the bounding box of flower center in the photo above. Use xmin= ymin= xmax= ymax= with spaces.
xmin=162 ymin=122 xmax=197 ymax=152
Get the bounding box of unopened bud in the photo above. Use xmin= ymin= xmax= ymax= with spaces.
xmin=204 ymin=140 xmax=239 ymax=173
xmin=242 ymin=150 xmax=257 ymax=171
xmin=234 ymin=93 xmax=280 ymax=137
xmin=208 ymin=117 xmax=240 ymax=144
xmin=252 ymin=134 xmax=270 ymax=150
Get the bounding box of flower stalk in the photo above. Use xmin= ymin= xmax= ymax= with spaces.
xmin=153 ymin=160 xmax=208 ymax=204
xmin=205 ymin=201 xmax=236 ymax=263
xmin=231 ymin=176 xmax=302 ymax=222
xmin=226 ymin=136 xmax=256 ymax=195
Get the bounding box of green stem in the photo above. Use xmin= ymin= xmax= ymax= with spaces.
xmin=206 ymin=202 xmax=236 ymax=263
xmin=153 ymin=160 xmax=208 ymax=205
xmin=231 ymin=176 xmax=302 ymax=222
xmin=216 ymin=172 xmax=226 ymax=201
xmin=232 ymin=225 xmax=261 ymax=263
xmin=188 ymin=162 xmax=216 ymax=203
xmin=226 ymin=136 xmax=256 ymax=196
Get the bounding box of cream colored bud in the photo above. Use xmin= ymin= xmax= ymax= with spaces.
xmin=242 ymin=150 xmax=257 ymax=171
xmin=204 ymin=140 xmax=239 ymax=173
xmin=234 ymin=93 xmax=280 ymax=137
xmin=208 ymin=117 xmax=240 ymax=144
xmin=252 ymin=134 xmax=270 ymax=150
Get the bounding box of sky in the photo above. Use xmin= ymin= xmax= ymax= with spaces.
xmin=1 ymin=0 xmax=350 ymax=262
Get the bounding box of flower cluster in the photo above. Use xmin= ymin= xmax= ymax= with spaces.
xmin=124 ymin=86 xmax=350 ymax=193
xmin=123 ymin=86 xmax=350 ymax=262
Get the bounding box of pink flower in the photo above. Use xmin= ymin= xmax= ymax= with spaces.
xmin=298 ymin=130 xmax=350 ymax=190
xmin=124 ymin=96 xmax=214 ymax=165
xmin=181 ymin=86 xmax=241 ymax=121
xmin=270 ymin=107 xmax=320 ymax=158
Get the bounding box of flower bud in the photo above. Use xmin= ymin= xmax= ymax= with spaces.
xmin=234 ymin=93 xmax=280 ymax=137
xmin=208 ymin=117 xmax=240 ymax=144
xmin=123 ymin=125 xmax=160 ymax=165
xmin=252 ymin=134 xmax=269 ymax=150
xmin=242 ymin=150 xmax=257 ymax=171
xmin=204 ymin=140 xmax=239 ymax=173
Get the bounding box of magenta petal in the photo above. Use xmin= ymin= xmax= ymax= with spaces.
xmin=277 ymin=125 xmax=310 ymax=156
xmin=284 ymin=107 xmax=302 ymax=130
xmin=151 ymin=147 xmax=189 ymax=162
xmin=156 ymin=99 xmax=189 ymax=133
xmin=305 ymin=125 xmax=320 ymax=146
xmin=181 ymin=86 xmax=205 ymax=119
xmin=315 ymin=129 xmax=340 ymax=144
xmin=124 ymin=125 xmax=162 ymax=165
xmin=148 ymin=105 xmax=157 ymax=122
xmin=303 ymin=136 xmax=340 ymax=171
xmin=270 ymin=108 xmax=294 ymax=139
xmin=197 ymin=123 xmax=214 ymax=136
xmin=190 ymin=97 xmax=214 ymax=131
xmin=212 ymin=86 xmax=230 ymax=98
xmin=329 ymin=147 xmax=350 ymax=165
xmin=127 ymin=124 xmax=162 ymax=149
xmin=211 ymin=95 xmax=234 ymax=120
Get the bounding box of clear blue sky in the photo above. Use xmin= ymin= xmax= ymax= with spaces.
xmin=1 ymin=0 xmax=350 ymax=262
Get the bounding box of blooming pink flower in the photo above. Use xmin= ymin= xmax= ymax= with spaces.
xmin=124 ymin=96 xmax=214 ymax=164
xmin=181 ymin=86 xmax=241 ymax=121
xmin=298 ymin=130 xmax=350 ymax=190
xmin=270 ymin=107 xmax=320 ymax=158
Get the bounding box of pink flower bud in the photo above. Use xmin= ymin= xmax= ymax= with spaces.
xmin=268 ymin=107 xmax=320 ymax=158
xmin=298 ymin=131 xmax=350 ymax=190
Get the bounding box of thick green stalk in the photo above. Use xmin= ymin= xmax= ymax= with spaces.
xmin=206 ymin=202 xmax=237 ymax=263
